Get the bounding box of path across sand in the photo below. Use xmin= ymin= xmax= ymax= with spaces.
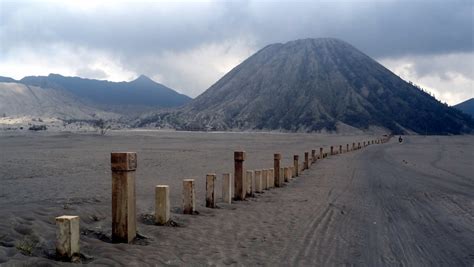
xmin=0 ymin=133 xmax=472 ymax=265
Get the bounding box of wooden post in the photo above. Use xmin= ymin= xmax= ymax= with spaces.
xmin=339 ymin=145 xmax=342 ymax=154
xmin=269 ymin=168 xmax=275 ymax=188
xmin=262 ymin=169 xmax=268 ymax=189
xmin=155 ymin=185 xmax=170 ymax=225
xmin=254 ymin=170 xmax=262 ymax=193
xmin=111 ymin=152 xmax=137 ymax=243
xmin=274 ymin=154 xmax=281 ymax=187
xmin=353 ymin=143 xmax=355 ymax=150
xmin=222 ymin=173 xmax=232 ymax=204
xmin=319 ymin=147 xmax=323 ymax=159
xmin=311 ymin=149 xmax=316 ymax=163
xmin=56 ymin=215 xmax=80 ymax=260
xmin=293 ymin=155 xmax=299 ymax=177
xmin=283 ymin=167 xmax=289 ymax=182
xmin=280 ymin=167 xmax=284 ymax=184
xmin=358 ymin=142 xmax=361 ymax=149
xmin=206 ymin=174 xmax=216 ymax=208
xmin=234 ymin=151 xmax=246 ymax=200
xmin=330 ymin=146 xmax=334 ymax=155
xmin=183 ymin=179 xmax=195 ymax=214
xmin=304 ymin=152 xmax=309 ymax=169
xmin=246 ymin=170 xmax=254 ymax=196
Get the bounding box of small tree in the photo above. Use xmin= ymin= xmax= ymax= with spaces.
xmin=93 ymin=119 xmax=111 ymax=135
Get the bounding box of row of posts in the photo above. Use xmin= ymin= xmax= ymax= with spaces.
xmin=54 ymin=137 xmax=390 ymax=260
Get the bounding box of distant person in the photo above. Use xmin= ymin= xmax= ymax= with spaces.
xmin=399 ymin=136 xmax=403 ymax=143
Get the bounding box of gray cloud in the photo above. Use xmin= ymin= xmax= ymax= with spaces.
xmin=0 ymin=0 xmax=472 ymax=102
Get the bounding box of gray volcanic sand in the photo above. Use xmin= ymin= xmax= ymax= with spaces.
xmin=0 ymin=131 xmax=473 ymax=266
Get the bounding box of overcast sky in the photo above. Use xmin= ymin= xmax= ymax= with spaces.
xmin=0 ymin=0 xmax=472 ymax=105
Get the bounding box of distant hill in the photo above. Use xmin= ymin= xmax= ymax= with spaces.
xmin=454 ymin=98 xmax=474 ymax=118
xmin=0 ymin=82 xmax=115 ymax=120
xmin=19 ymin=74 xmax=192 ymax=112
xmin=137 ymin=38 xmax=473 ymax=134
xmin=0 ymin=76 xmax=17 ymax=83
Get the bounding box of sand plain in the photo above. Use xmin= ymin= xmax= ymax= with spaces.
xmin=0 ymin=131 xmax=472 ymax=266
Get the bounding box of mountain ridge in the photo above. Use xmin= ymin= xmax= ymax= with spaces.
xmin=454 ymin=98 xmax=474 ymax=118
xmin=17 ymin=73 xmax=191 ymax=111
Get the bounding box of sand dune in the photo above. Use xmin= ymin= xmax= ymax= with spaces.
xmin=0 ymin=132 xmax=472 ymax=265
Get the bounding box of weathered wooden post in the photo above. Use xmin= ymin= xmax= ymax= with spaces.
xmin=274 ymin=154 xmax=281 ymax=187
xmin=353 ymin=143 xmax=355 ymax=150
xmin=283 ymin=167 xmax=289 ymax=182
xmin=246 ymin=170 xmax=254 ymax=196
xmin=206 ymin=174 xmax=217 ymax=208
xmin=155 ymin=185 xmax=170 ymax=225
xmin=293 ymin=155 xmax=299 ymax=177
xmin=346 ymin=144 xmax=349 ymax=152
xmin=330 ymin=146 xmax=334 ymax=155
xmin=183 ymin=179 xmax=195 ymax=214
xmin=358 ymin=142 xmax=361 ymax=149
xmin=262 ymin=169 xmax=268 ymax=189
xmin=111 ymin=152 xmax=137 ymax=243
xmin=311 ymin=149 xmax=316 ymax=163
xmin=304 ymin=152 xmax=309 ymax=169
xmin=363 ymin=141 xmax=366 ymax=147
xmin=222 ymin=173 xmax=232 ymax=204
xmin=319 ymin=147 xmax=323 ymax=159
xmin=254 ymin=170 xmax=262 ymax=193
xmin=339 ymin=145 xmax=342 ymax=154
xmin=269 ymin=168 xmax=275 ymax=188
xmin=56 ymin=215 xmax=80 ymax=260
xmin=234 ymin=151 xmax=246 ymax=200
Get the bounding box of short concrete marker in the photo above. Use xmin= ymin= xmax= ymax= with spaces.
xmin=56 ymin=215 xmax=80 ymax=261
xmin=254 ymin=170 xmax=263 ymax=193
xmin=222 ymin=173 xmax=233 ymax=204
xmin=155 ymin=185 xmax=170 ymax=225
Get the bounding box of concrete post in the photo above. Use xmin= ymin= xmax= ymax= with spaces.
xmin=320 ymin=147 xmax=323 ymax=159
xmin=293 ymin=155 xmax=299 ymax=177
xmin=246 ymin=170 xmax=254 ymax=196
xmin=262 ymin=169 xmax=268 ymax=189
xmin=155 ymin=185 xmax=170 ymax=225
xmin=182 ymin=179 xmax=195 ymax=214
xmin=234 ymin=151 xmax=246 ymax=200
xmin=274 ymin=154 xmax=281 ymax=187
xmin=56 ymin=215 xmax=80 ymax=260
xmin=254 ymin=170 xmax=262 ymax=193
xmin=206 ymin=174 xmax=216 ymax=208
xmin=111 ymin=152 xmax=137 ymax=243
xmin=304 ymin=152 xmax=309 ymax=170
xmin=222 ymin=173 xmax=232 ymax=204
xmin=311 ymin=149 xmax=316 ymax=163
